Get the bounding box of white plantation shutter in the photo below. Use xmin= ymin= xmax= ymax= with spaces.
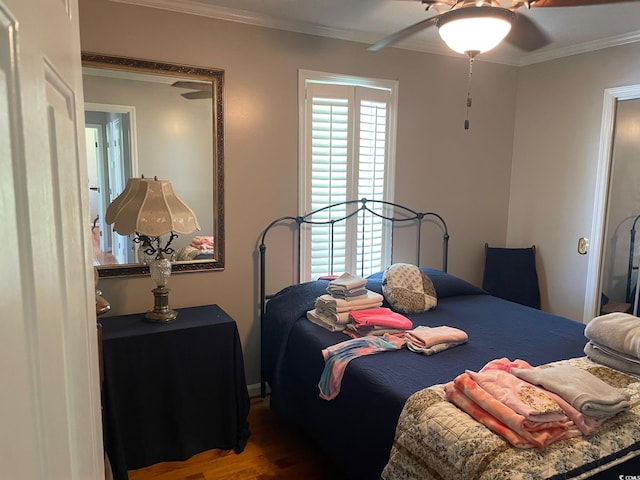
xmin=356 ymin=91 xmax=389 ymax=276
xmin=300 ymin=72 xmax=397 ymax=281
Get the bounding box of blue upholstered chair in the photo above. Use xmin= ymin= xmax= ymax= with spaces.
xmin=482 ymin=243 xmax=541 ymax=309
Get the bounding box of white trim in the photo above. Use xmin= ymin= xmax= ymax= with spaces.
xmin=297 ymin=68 xmax=399 ymax=215
xmin=297 ymin=70 xmax=399 ymax=280
xmin=297 ymin=71 xmax=305 ymax=214
xmin=247 ymin=382 xmax=269 ymax=398
xmin=513 ymin=31 xmax=640 ymax=67
xmin=583 ymin=84 xmax=640 ymax=324
xmin=108 ymin=0 xmax=373 ymax=42
xmin=384 ymin=83 xmax=398 ymax=210
xmin=109 ymin=0 xmax=640 ymax=67
xmin=84 ymin=102 xmax=139 ymax=178
xmin=300 ymin=69 xmax=399 ymax=91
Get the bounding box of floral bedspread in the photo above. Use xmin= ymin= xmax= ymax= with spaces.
xmin=382 ymin=357 xmax=640 ymax=480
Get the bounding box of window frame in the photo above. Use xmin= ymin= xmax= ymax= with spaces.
xmin=298 ymin=69 xmax=399 ymax=281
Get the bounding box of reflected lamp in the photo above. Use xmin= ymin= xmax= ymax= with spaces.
xmin=106 ymin=176 xmax=199 ymax=322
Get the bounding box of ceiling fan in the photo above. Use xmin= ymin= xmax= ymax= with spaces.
xmin=171 ymin=80 xmax=212 ymax=100
xmin=369 ymin=0 xmax=638 ymax=55
xmin=369 ymin=0 xmax=638 ymax=129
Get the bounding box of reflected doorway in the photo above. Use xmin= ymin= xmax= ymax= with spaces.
xmin=85 ymin=103 xmax=138 ymax=265
xmin=599 ymin=98 xmax=640 ymax=316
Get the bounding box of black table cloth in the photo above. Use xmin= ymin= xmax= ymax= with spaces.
xmin=100 ymin=304 xmax=250 ymax=480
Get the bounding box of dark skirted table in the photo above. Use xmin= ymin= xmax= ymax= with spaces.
xmin=100 ymin=304 xmax=250 ymax=480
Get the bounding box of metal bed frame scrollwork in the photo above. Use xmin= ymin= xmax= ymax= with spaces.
xmin=626 ymin=214 xmax=640 ymax=314
xmin=257 ymin=198 xmax=449 ymax=398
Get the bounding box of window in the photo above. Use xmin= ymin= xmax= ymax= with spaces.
xmin=298 ymin=70 xmax=398 ymax=281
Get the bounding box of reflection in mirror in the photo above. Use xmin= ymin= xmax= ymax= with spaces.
xmin=82 ymin=53 xmax=224 ymax=277
xmin=598 ymin=97 xmax=640 ymax=316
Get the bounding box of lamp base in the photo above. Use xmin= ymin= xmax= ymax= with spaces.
xmin=145 ymin=286 xmax=178 ymax=322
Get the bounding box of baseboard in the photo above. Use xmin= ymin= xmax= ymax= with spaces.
xmin=247 ymin=382 xmax=270 ymax=399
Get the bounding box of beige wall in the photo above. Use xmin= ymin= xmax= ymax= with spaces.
xmin=509 ymin=43 xmax=640 ymax=322
xmin=79 ymin=0 xmax=518 ymax=385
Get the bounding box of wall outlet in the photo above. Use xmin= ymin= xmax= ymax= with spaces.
xmin=578 ymin=237 xmax=589 ymax=255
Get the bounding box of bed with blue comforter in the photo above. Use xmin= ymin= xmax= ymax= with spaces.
xmin=261 ymin=268 xmax=640 ymax=480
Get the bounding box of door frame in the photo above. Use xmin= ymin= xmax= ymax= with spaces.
xmin=84 ymin=102 xmax=138 ymax=263
xmin=583 ymin=83 xmax=640 ymax=324
xmin=86 ymin=124 xmax=110 ymax=251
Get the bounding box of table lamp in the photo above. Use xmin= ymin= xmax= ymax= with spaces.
xmin=106 ymin=176 xmax=199 ymax=322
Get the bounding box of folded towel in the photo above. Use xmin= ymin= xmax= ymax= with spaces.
xmin=327 ymin=272 xmax=367 ymax=294
xmin=306 ymin=309 xmax=345 ymax=332
xmin=312 ymin=308 xmax=351 ymax=324
xmin=585 ymin=312 xmax=640 ymax=359
xmin=584 ymin=341 xmax=640 ymax=377
xmin=315 ymin=291 xmax=384 ymax=313
xmin=511 ymin=364 xmax=630 ymax=418
xmin=349 ymin=307 xmax=413 ymax=330
xmin=404 ymin=325 xmax=468 ymax=350
xmin=344 ymin=323 xmax=407 ymax=338
xmin=406 ymin=341 xmax=466 ymax=356
xmin=329 ymin=288 xmax=368 ymax=299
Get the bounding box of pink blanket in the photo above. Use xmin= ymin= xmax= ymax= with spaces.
xmin=478 ymin=357 xmax=609 ymax=434
xmin=190 ymin=235 xmax=214 ymax=250
xmin=466 ymin=369 xmax=567 ymax=423
xmin=446 ymin=373 xmax=581 ymax=448
xmin=349 ymin=307 xmax=412 ymax=330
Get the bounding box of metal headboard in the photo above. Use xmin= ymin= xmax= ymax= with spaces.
xmin=626 ymin=214 xmax=640 ymax=311
xmin=258 ymin=198 xmax=449 ymax=397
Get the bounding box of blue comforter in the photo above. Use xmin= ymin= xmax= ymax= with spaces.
xmin=262 ymin=269 xmax=589 ymax=480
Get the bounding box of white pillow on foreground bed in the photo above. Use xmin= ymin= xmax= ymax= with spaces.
xmin=382 ymin=263 xmax=437 ymax=314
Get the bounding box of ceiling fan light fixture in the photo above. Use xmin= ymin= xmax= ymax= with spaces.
xmin=436 ymin=6 xmax=515 ymax=55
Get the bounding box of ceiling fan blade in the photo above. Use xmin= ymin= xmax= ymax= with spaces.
xmin=181 ymin=91 xmax=212 ymax=100
xmin=530 ymin=0 xmax=639 ymax=6
xmin=368 ymin=16 xmax=438 ymax=51
xmin=505 ymin=12 xmax=550 ymax=51
xmin=171 ymin=80 xmax=212 ymax=92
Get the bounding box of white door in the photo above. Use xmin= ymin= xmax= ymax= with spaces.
xmin=107 ymin=115 xmax=128 ymax=263
xmin=0 ymin=0 xmax=104 ymax=478
xmin=86 ymin=125 xmax=111 ymax=253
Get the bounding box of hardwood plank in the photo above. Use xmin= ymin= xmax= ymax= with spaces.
xmin=128 ymin=397 xmax=343 ymax=480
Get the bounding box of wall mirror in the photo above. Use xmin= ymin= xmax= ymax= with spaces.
xmin=597 ymin=95 xmax=640 ymax=316
xmin=82 ymin=52 xmax=224 ymax=277
xmin=584 ymin=83 xmax=640 ymax=322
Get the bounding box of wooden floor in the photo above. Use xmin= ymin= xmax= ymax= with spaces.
xmin=92 ymin=226 xmax=118 ymax=265
xmin=127 ymin=397 xmax=343 ymax=480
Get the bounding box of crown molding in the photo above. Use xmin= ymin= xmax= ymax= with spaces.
xmin=109 ymin=0 xmax=640 ymax=67
xmin=513 ymin=30 xmax=640 ymax=67
xmin=109 ymin=0 xmax=366 ymax=39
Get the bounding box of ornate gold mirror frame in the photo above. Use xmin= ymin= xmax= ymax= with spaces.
xmin=82 ymin=52 xmax=224 ymax=277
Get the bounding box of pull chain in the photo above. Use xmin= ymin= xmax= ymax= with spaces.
xmin=464 ymin=51 xmax=479 ymax=130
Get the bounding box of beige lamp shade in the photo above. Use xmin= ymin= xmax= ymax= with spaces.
xmin=105 ymin=177 xmax=143 ymax=224
xmin=107 ymin=177 xmax=200 ymax=237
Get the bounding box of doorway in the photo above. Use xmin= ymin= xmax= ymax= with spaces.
xmin=585 ymin=85 xmax=640 ymax=322
xmin=84 ymin=103 xmax=138 ymax=265
xmin=599 ymin=98 xmax=640 ymax=316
